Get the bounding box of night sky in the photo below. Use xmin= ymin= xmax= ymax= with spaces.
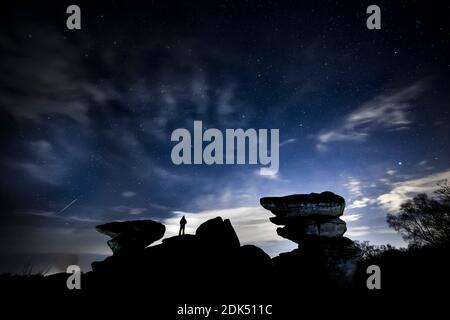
xmin=1 ymin=0 xmax=449 ymax=273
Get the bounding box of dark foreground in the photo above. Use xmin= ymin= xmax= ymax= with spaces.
xmin=1 ymin=216 xmax=449 ymax=318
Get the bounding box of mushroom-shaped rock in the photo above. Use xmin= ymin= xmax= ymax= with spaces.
xmin=260 ymin=191 xmax=348 ymax=244
xmin=96 ymin=220 xmax=165 ymax=254
xmin=276 ymin=217 xmax=347 ymax=243
xmin=260 ymin=191 xmax=345 ymax=217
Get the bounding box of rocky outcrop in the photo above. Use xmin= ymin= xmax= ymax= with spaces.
xmin=261 ymin=191 xmax=346 ymax=243
xmin=260 ymin=191 xmax=345 ymax=217
xmin=275 ymin=217 xmax=347 ymax=242
xmin=91 ymin=216 xmax=273 ymax=296
xmin=96 ymin=220 xmax=165 ymax=254
xmin=260 ymin=191 xmax=361 ymax=288
xmin=89 ymin=192 xmax=360 ymax=292
xmin=195 ymin=216 xmax=240 ymax=249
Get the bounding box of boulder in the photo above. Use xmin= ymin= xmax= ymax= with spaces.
xmin=196 ymin=216 xmax=240 ymax=249
xmin=275 ymin=217 xmax=347 ymax=243
xmin=260 ymin=191 xmax=345 ymax=217
xmin=96 ymin=220 xmax=165 ymax=254
xmin=273 ymin=237 xmax=361 ymax=288
xmin=260 ymin=191 xmax=348 ymax=244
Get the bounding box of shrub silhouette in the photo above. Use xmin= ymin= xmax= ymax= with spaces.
xmin=387 ymin=181 xmax=450 ymax=247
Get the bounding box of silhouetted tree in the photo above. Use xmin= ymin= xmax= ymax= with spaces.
xmin=355 ymin=241 xmax=397 ymax=260
xmin=387 ymin=181 xmax=450 ymax=247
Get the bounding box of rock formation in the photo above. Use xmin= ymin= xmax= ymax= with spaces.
xmin=260 ymin=191 xmax=361 ymax=287
xmin=90 ymin=216 xmax=273 ymax=297
xmin=261 ymin=191 xmax=347 ymax=242
xmin=87 ymin=193 xmax=360 ymax=293
xmin=96 ymin=220 xmax=165 ymax=254
xmin=195 ymin=216 xmax=240 ymax=249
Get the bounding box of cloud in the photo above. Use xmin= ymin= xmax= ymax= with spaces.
xmin=377 ymin=169 xmax=450 ymax=212
xmin=341 ymin=214 xmax=362 ymax=222
xmin=346 ymin=226 xmax=397 ymax=238
xmin=346 ymin=226 xmax=371 ymax=237
xmin=0 ymin=25 xmax=112 ymax=125
xmin=344 ymin=177 xmax=376 ymax=210
xmin=344 ymin=177 xmax=362 ymax=198
xmin=386 ymin=169 xmax=397 ymax=175
xmin=0 ymin=19 xmax=246 ymax=140
xmin=217 ymin=84 xmax=237 ymax=117
xmin=255 ymin=169 xmax=279 ymax=180
xmin=347 ymin=197 xmax=376 ymax=209
xmin=316 ymin=80 xmax=426 ymax=149
xmin=128 ymin=208 xmax=146 ymax=215
xmin=111 ymin=206 xmax=147 ymax=216
xmin=16 ymin=140 xmax=68 ymax=185
xmin=121 ymin=191 xmax=136 ymax=198
xmin=279 ymin=138 xmax=297 ymax=147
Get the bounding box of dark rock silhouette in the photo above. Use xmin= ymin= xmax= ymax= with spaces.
xmin=90 ymin=216 xmax=273 ymax=297
xmin=261 ymin=191 xmax=347 ymax=243
xmin=84 ymin=192 xmax=361 ymax=292
xmin=275 ymin=216 xmax=347 ymax=241
xmin=2 ymin=192 xmax=448 ymax=317
xmin=96 ymin=220 xmax=165 ymax=254
xmin=3 ymin=191 xmax=449 ymax=317
xmin=261 ymin=191 xmax=361 ymax=287
xmin=1 ymin=192 xmax=364 ymax=298
xmin=195 ymin=216 xmax=240 ymax=249
xmin=260 ymin=191 xmax=345 ymax=217
xmin=88 ymin=192 xmax=359 ymax=293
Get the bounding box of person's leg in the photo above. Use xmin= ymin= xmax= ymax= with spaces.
xmin=179 ymin=226 xmax=181 ymax=236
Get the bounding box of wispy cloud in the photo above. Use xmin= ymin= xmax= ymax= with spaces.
xmin=386 ymin=169 xmax=397 ymax=176
xmin=0 ymin=25 xmax=112 ymax=125
xmin=346 ymin=226 xmax=397 ymax=238
xmin=255 ymin=169 xmax=279 ymax=180
xmin=16 ymin=140 xmax=68 ymax=186
xmin=344 ymin=177 xmax=363 ymax=198
xmin=346 ymin=226 xmax=371 ymax=237
xmin=111 ymin=205 xmax=147 ymax=216
xmin=279 ymin=138 xmax=297 ymax=147
xmin=316 ymin=80 xmax=426 ymax=150
xmin=347 ymin=197 xmax=376 ymax=209
xmin=377 ymin=169 xmax=450 ymax=212
xmin=341 ymin=213 xmax=362 ymax=222
xmin=121 ymin=191 xmax=136 ymax=198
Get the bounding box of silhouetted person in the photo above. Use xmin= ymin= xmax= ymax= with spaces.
xmin=179 ymin=216 xmax=187 ymax=235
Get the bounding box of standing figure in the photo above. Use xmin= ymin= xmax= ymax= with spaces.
xmin=179 ymin=216 xmax=187 ymax=235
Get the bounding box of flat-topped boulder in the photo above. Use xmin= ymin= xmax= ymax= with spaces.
xmin=96 ymin=220 xmax=165 ymax=254
xmin=260 ymin=191 xmax=345 ymax=217
xmin=260 ymin=191 xmax=349 ymax=244
xmin=276 ymin=217 xmax=347 ymax=243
